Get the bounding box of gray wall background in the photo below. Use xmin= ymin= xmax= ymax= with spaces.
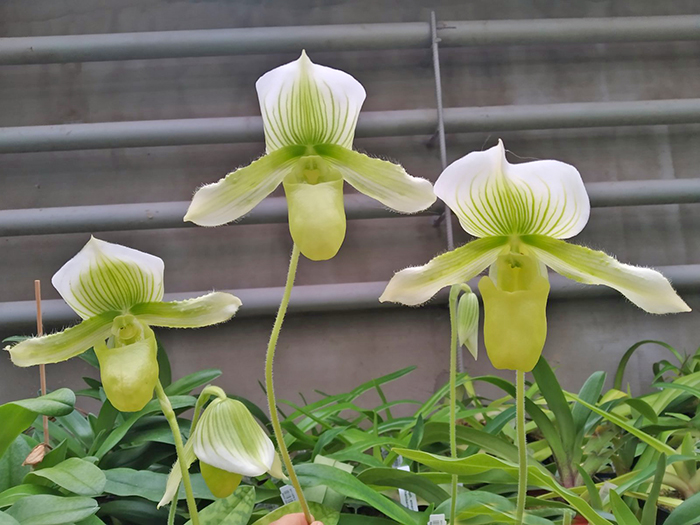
xmin=1 ymin=1 xmax=699 ymax=411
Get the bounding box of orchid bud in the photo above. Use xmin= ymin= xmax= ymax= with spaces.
xmin=456 ymin=286 xmax=480 ymax=360
xmin=478 ymin=253 xmax=550 ymax=372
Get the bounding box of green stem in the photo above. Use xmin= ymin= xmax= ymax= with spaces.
xmin=167 ymin=496 xmax=177 ymax=525
xmin=155 ymin=380 xmax=199 ymax=525
xmin=516 ymin=370 xmax=527 ymax=525
xmin=265 ymin=244 xmax=313 ymax=524
xmin=448 ymin=286 xmax=460 ymax=525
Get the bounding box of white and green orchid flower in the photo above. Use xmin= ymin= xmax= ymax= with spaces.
xmin=381 ymin=140 xmax=690 ymax=371
xmin=7 ymin=237 xmax=241 ymax=412
xmin=158 ymin=386 xmax=284 ymax=507
xmin=456 ymin=284 xmax=480 ymax=360
xmin=184 ymin=51 xmax=436 ymax=261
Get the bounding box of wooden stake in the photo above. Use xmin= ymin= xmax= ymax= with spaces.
xmin=34 ymin=280 xmax=49 ymax=446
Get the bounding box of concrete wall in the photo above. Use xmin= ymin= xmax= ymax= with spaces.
xmin=1 ymin=1 xmax=699 ymax=411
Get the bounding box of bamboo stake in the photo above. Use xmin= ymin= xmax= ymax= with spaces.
xmin=34 ymin=280 xmax=49 ymax=446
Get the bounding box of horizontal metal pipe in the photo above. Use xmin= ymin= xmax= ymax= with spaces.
xmin=1 ymin=264 xmax=697 ymax=330
xmin=2 ymin=178 xmax=699 ymax=237
xmin=4 ymin=99 xmax=700 ymax=154
xmin=2 ymin=16 xmax=700 ymax=65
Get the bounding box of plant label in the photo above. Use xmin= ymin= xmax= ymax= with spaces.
xmin=280 ymin=484 xmax=299 ymax=505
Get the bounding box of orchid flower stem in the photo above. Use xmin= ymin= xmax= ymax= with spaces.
xmin=167 ymin=496 xmax=177 ymax=525
xmin=155 ymin=380 xmax=200 ymax=525
xmin=265 ymin=244 xmax=313 ymax=524
xmin=448 ymin=286 xmax=460 ymax=524
xmin=515 ymin=370 xmax=527 ymax=525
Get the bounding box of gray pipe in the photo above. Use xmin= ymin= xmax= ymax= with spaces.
xmin=1 ymin=265 xmax=698 ymax=330
xmin=4 ymin=99 xmax=700 ymax=154
xmin=1 ymin=179 xmax=699 ymax=237
xmin=2 ymin=16 xmax=700 ymax=65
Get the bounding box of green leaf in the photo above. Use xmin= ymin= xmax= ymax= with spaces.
xmin=98 ymin=497 xmax=169 ymax=524
xmin=665 ymin=491 xmax=700 ymax=525
xmin=420 ymin=422 xmax=518 ymax=462
xmin=614 ymin=341 xmax=683 ymax=391
xmin=434 ymin=489 xmax=512 ymax=516
xmin=0 ymin=437 xmax=31 ymax=492
xmin=623 ymin=399 xmax=658 ymax=424
xmin=35 ymin=440 xmax=68 ymax=470
xmin=5 ymin=495 xmax=97 ymax=525
xmin=394 ymin=449 xmax=612 ymax=525
xmin=0 ymin=484 xmax=59 ymax=509
xmin=24 ymin=458 xmax=105 ymax=496
xmin=251 ymin=501 xmax=340 ymax=525
xmin=338 ymin=515 xmax=396 ymax=525
xmin=0 ymin=510 xmax=20 ymax=525
xmin=94 ymin=395 xmax=195 ymax=458
xmin=357 ymin=467 xmax=449 ymax=505
xmin=103 ymin=468 xmax=214 ymax=502
xmin=575 ymin=465 xmax=602 ymax=510
xmin=296 ymin=463 xmax=421 ymax=525
xmin=156 ymin=337 xmax=172 ymax=387
xmin=564 ymin=394 xmax=675 ymax=455
xmin=572 ymin=371 xmax=606 ymax=435
xmin=609 ymin=491 xmax=641 ymax=525
xmin=0 ymin=389 xmax=75 ymax=459
xmin=185 ymin=485 xmax=255 ymax=525
xmin=532 ymin=358 xmax=576 ymax=454
xmin=640 ymin=455 xmax=666 ymax=525
xmin=164 ymin=369 xmax=222 ymax=396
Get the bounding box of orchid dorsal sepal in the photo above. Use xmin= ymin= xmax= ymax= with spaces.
xmin=7 ymin=237 xmax=242 ymax=413
xmin=184 ymin=51 xmax=436 ymax=261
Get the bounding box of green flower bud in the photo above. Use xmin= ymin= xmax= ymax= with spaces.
xmin=456 ymin=286 xmax=480 ymax=360
xmin=478 ymin=253 xmax=550 ymax=372
xmin=283 ymin=156 xmax=346 ymax=261
xmin=95 ymin=315 xmax=159 ymax=412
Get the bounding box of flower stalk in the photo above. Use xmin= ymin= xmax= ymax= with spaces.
xmin=448 ymin=285 xmax=460 ymax=525
xmin=155 ymin=380 xmax=200 ymax=525
xmin=515 ymin=370 xmax=527 ymax=525
xmin=265 ymin=244 xmax=313 ymax=523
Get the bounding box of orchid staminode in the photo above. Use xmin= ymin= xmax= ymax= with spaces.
xmin=381 ymin=140 xmax=690 ymax=372
xmin=184 ymin=51 xmax=436 ymax=261
xmin=7 ymin=237 xmax=241 ymax=412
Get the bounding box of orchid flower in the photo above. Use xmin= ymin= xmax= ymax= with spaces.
xmin=158 ymin=386 xmax=284 ymax=507
xmin=184 ymin=51 xmax=436 ymax=261
xmin=381 ymin=140 xmax=690 ymax=372
xmin=7 ymin=237 xmax=241 ymax=412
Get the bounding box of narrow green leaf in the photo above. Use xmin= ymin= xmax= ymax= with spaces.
xmin=99 ymin=497 xmax=169 ymax=524
xmin=564 ymin=394 xmax=675 ymax=455
xmin=164 ymin=369 xmax=222 ymax=396
xmin=640 ymin=455 xmax=666 ymax=525
xmin=665 ymin=491 xmax=700 ymax=525
xmin=338 ymin=515 xmax=396 ymax=525
xmin=420 ymin=422 xmax=518 ymax=462
xmin=572 ymin=371 xmax=606 ymax=435
xmin=0 ymin=437 xmax=31 ymax=492
xmin=0 ymin=484 xmax=59 ymax=509
xmin=5 ymin=495 xmax=98 ymax=525
xmin=35 ymin=440 xmax=68 ymax=470
xmin=156 ymin=337 xmax=172 ymax=387
xmin=104 ymin=468 xmax=214 ymax=502
xmin=575 ymin=465 xmax=603 ymax=510
xmin=24 ymin=458 xmax=105 ymax=496
xmin=296 ymin=463 xmax=420 ymax=525
xmin=623 ymin=399 xmax=658 ymax=424
xmin=614 ymin=341 xmax=683 ymax=391
xmin=357 ymin=467 xmax=449 ymax=504
xmin=532 ymin=358 xmax=576 ymax=454
xmin=609 ymin=491 xmax=642 ymax=525
xmin=0 ymin=510 xmax=20 ymax=525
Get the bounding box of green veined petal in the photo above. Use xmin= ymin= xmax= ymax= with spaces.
xmin=157 ymin=438 xmax=197 ymax=508
xmin=185 ymin=145 xmax=305 ymax=226
xmin=130 ymin=292 xmax=241 ymax=328
xmin=435 ymin=140 xmax=590 ymax=239
xmin=380 ymin=236 xmax=510 ymax=306
xmin=192 ymin=398 xmax=275 ymax=477
xmin=52 ymin=237 xmax=165 ymax=319
xmin=7 ymin=312 xmax=117 ymax=366
xmin=521 ymin=234 xmax=691 ymax=314
xmin=256 ymin=51 xmax=366 ymax=152
xmin=317 ymin=144 xmax=436 ymax=213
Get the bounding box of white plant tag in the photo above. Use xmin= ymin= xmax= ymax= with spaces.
xmin=397 ymin=465 xmax=419 ymax=511
xmin=280 ymin=484 xmax=299 ymax=505
xmin=429 ymin=514 xmax=447 ymax=525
